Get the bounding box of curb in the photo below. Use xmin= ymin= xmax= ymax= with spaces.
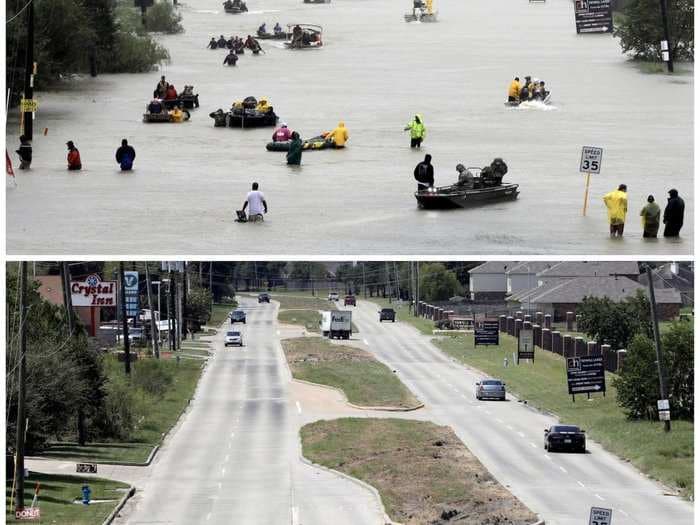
xmin=298 ymin=454 xmax=401 ymax=525
xmin=291 ymin=378 xmax=424 ymax=412
xmin=101 ymin=485 xmax=135 ymax=525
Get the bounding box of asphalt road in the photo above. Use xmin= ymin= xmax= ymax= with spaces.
xmin=122 ymin=297 xmax=382 ymax=525
xmin=344 ymin=299 xmax=694 ymax=525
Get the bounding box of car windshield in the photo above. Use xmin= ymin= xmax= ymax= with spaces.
xmin=482 ymin=380 xmax=502 ymax=386
xmin=226 ymin=331 xmax=239 ymax=336
xmin=552 ymin=425 xmax=580 ymax=433
xmin=382 ymin=309 xmax=393 ymax=313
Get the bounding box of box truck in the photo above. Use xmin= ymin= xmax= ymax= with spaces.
xmin=320 ymin=310 xmax=352 ymax=339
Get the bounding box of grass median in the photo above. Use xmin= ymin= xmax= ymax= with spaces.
xmin=209 ymin=303 xmax=238 ymax=327
xmin=282 ymin=337 xmax=418 ymax=408
xmin=436 ymin=333 xmax=694 ymax=499
xmin=301 ymin=418 xmax=538 ymax=524
xmin=6 ymin=472 xmax=130 ymax=525
xmin=40 ymin=356 xmax=204 ymax=464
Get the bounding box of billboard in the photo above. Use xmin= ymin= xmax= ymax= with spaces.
xmin=71 ymin=274 xmax=117 ymax=307
xmin=574 ymin=0 xmax=613 ymax=34
xmin=475 ymin=320 xmax=499 ymax=346
xmin=566 ymin=356 xmax=606 ymax=396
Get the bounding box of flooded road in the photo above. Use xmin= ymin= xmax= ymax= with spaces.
xmin=6 ymin=0 xmax=693 ymax=255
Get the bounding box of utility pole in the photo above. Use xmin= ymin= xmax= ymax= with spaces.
xmin=416 ymin=261 xmax=420 ymax=316
xmin=659 ymin=0 xmax=674 ymax=73
xmin=119 ymin=262 xmax=131 ymax=375
xmin=209 ymin=262 xmax=214 ymax=314
xmin=169 ymin=270 xmax=176 ymax=351
xmin=21 ymin=0 xmax=34 ymax=140
xmin=177 ymin=277 xmax=183 ymax=349
xmin=645 ymin=265 xmax=671 ymax=431
xmin=362 ymin=263 xmax=367 ymax=298
xmin=180 ymin=268 xmax=187 ymax=341
xmin=145 ymin=262 xmax=159 ymax=359
xmin=14 ymin=261 xmax=28 ymax=512
xmin=394 ymin=262 xmax=400 ymax=300
xmin=410 ymin=262 xmax=416 ymax=316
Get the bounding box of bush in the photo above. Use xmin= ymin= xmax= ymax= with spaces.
xmin=133 ymin=359 xmax=174 ymax=396
xmin=94 ymin=376 xmax=137 ymax=440
xmin=145 ymin=2 xmax=184 ymax=34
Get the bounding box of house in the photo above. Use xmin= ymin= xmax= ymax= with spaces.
xmin=506 ymin=262 xmax=556 ymax=295
xmin=638 ymin=262 xmax=694 ymax=306
xmin=511 ymin=275 xmax=681 ymax=321
xmin=468 ymin=262 xmax=520 ymax=301
xmin=536 ymin=261 xmax=640 ymax=284
xmin=35 ymin=275 xmax=101 ymax=334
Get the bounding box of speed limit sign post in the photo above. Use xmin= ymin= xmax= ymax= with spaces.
xmin=589 ymin=506 xmax=612 ymax=525
xmin=580 ymin=146 xmax=603 ymax=216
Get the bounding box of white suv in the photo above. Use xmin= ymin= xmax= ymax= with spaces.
xmin=328 ymin=292 xmax=339 ymax=301
xmin=224 ymin=330 xmax=243 ymax=347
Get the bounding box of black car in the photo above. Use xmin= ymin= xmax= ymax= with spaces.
xmin=379 ymin=308 xmax=396 ymax=322
xmin=229 ymin=309 xmax=246 ymax=323
xmin=258 ymin=293 xmax=270 ymax=303
xmin=544 ymin=425 xmax=586 ymax=453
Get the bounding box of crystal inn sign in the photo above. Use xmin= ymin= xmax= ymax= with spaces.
xmin=71 ymin=274 xmax=117 ymax=306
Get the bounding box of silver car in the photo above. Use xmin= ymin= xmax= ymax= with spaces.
xmin=224 ymin=330 xmax=243 ymax=347
xmin=475 ymin=379 xmax=506 ymax=400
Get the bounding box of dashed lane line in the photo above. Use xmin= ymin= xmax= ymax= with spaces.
xmin=577 ymin=481 xmax=585 ymax=488
xmin=296 ymin=401 xmax=302 ymax=414
xmin=559 ymin=466 xmax=567 ymax=474
xmin=595 ymin=494 xmax=605 ymax=501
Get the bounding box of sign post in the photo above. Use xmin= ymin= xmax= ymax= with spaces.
xmin=580 ymin=146 xmax=603 ymax=216
xmin=657 ymin=399 xmax=671 ymax=421
xmin=589 ymin=506 xmax=612 ymax=525
xmin=574 ymin=0 xmax=613 ymax=33
xmin=566 ymin=356 xmax=606 ymax=402
xmin=474 ymin=320 xmax=499 ymax=347
xmin=517 ymin=328 xmax=534 ymax=364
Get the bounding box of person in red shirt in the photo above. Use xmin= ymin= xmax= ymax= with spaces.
xmin=165 ymin=84 xmax=178 ymax=100
xmin=66 ymin=141 xmax=82 ymax=170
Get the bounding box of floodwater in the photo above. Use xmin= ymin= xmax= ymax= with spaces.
xmin=5 ymin=0 xmax=693 ymax=255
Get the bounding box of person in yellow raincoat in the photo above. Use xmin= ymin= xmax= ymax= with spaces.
xmin=169 ymin=106 xmax=185 ymax=122
xmin=256 ymin=98 xmax=271 ymax=112
xmin=603 ymin=184 xmax=628 ymax=237
xmin=425 ymin=0 xmax=433 ymax=14
xmin=404 ymin=114 xmax=426 ymax=148
xmin=508 ymin=77 xmax=520 ymax=102
xmin=325 ymin=121 xmax=349 ymax=148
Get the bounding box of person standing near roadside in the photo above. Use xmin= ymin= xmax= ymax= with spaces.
xmin=16 ymin=135 xmax=32 ymax=169
xmin=663 ymin=188 xmax=685 ymax=237
xmin=66 ymin=141 xmax=82 ymax=171
xmin=639 ymin=195 xmax=660 ymax=238
xmin=603 ymin=184 xmax=627 ymax=237
xmin=115 ymin=139 xmax=136 ymax=171
xmin=241 ymin=182 xmax=268 ymax=222
xmin=404 ymin=114 xmax=426 ymax=149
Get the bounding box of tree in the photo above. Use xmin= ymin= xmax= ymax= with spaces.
xmin=186 ymin=286 xmax=213 ymax=331
xmin=614 ymin=0 xmax=694 ymax=62
xmin=576 ymin=292 xmax=652 ymax=349
xmin=614 ymin=322 xmax=693 ymax=420
xmin=419 ymin=263 xmax=463 ymax=302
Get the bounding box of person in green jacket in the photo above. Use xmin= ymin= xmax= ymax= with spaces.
xmin=404 ymin=114 xmax=426 ymax=148
xmin=286 ymin=131 xmax=303 ymax=165
xmin=640 ymin=194 xmax=660 ymax=238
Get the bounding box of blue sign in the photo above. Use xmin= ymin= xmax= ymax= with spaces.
xmin=124 ymin=271 xmax=139 ymax=317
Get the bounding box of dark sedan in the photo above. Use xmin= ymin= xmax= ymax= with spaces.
xmin=229 ymin=309 xmax=246 ymax=324
xmin=258 ymin=293 xmax=270 ymax=303
xmin=379 ymin=308 xmax=396 ymax=322
xmin=544 ymin=425 xmax=586 ymax=453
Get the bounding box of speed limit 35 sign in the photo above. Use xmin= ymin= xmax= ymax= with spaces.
xmin=589 ymin=506 xmax=612 ymax=525
xmin=580 ymin=146 xmax=603 ymax=174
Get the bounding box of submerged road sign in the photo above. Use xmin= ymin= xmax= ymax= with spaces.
xmin=475 ymin=320 xmax=499 ymax=346
xmin=574 ymin=0 xmax=613 ymax=33
xmin=567 ymin=356 xmax=606 ymax=396
xmin=589 ymin=506 xmax=612 ymax=525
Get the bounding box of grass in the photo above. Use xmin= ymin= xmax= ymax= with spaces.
xmin=209 ymin=303 xmax=237 ymax=328
xmin=40 ymin=357 xmax=204 ymax=464
xmin=179 ymin=348 xmax=211 ymax=358
xmin=435 ymin=333 xmax=694 ymax=498
xmin=301 ymin=418 xmax=537 ymax=524
xmin=272 ymin=294 xmax=338 ymax=311
xmin=6 ymin=472 xmax=130 ymax=525
xmin=278 ymin=309 xmax=323 ymax=332
xmin=282 ymin=337 xmax=418 ymax=408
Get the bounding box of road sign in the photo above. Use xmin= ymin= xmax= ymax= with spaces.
xmin=76 ymin=463 xmax=97 ymax=474
xmin=589 ymin=506 xmax=612 ymax=525
xmin=580 ymin=146 xmax=603 ymax=174
xmin=518 ymin=328 xmax=534 ymax=362
xmin=574 ymin=0 xmax=613 ymax=33
xmin=15 ymin=508 xmax=41 ymax=520
xmin=475 ymin=320 xmax=499 ymax=346
xmin=124 ymin=271 xmax=139 ymax=317
xmin=657 ymin=399 xmax=670 ymax=411
xmin=566 ymin=356 xmax=606 ymax=396
xmin=20 ymin=99 xmax=38 ymax=112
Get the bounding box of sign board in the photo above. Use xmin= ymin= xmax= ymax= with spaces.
xmin=518 ymin=328 xmax=535 ymax=361
xmin=15 ymin=508 xmax=41 ymax=520
xmin=123 ymin=271 xmax=139 ymax=317
xmin=71 ymin=274 xmax=117 ymax=307
xmin=475 ymin=320 xmax=499 ymax=345
xmin=20 ymin=99 xmax=38 ymax=112
xmin=657 ymin=399 xmax=670 ymax=411
xmin=659 ymin=410 xmax=670 ymax=421
xmin=161 ymin=261 xmax=184 ymax=272
xmin=566 ymin=356 xmax=606 ymax=395
xmin=589 ymin=506 xmax=612 ymax=525
xmin=451 ymin=318 xmax=474 ymax=330
xmin=580 ymin=146 xmax=603 ymax=174
xmin=574 ymin=0 xmax=613 ymax=33
xmin=76 ymin=463 xmax=97 ymax=474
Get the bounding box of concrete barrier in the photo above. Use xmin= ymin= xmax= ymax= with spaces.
xmin=515 ymin=318 xmax=523 ymax=339
xmin=552 ymin=331 xmax=562 ymax=355
xmin=542 ymin=328 xmax=552 ymax=351
xmin=544 ymin=314 xmax=552 ymax=329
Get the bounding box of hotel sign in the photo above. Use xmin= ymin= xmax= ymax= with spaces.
xmin=71 ymin=274 xmax=117 ymax=307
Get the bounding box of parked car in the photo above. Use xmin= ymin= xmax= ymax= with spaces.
xmin=229 ymin=309 xmax=246 ymax=323
xmin=474 ymin=379 xmax=506 ymax=400
xmin=224 ymin=330 xmax=243 ymax=347
xmin=544 ymin=425 xmax=586 ymax=453
xmin=379 ymin=308 xmax=396 ymax=322
xmin=258 ymin=293 xmax=270 ymax=303
xmin=328 ymin=292 xmax=339 ymax=301
xmin=344 ymin=295 xmax=356 ymax=306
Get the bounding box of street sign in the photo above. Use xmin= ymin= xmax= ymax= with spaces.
xmin=657 ymin=399 xmax=670 ymax=411
xmin=566 ymin=356 xmax=606 ymax=396
xmin=71 ymin=274 xmax=117 ymax=307
xmin=580 ymin=146 xmax=603 ymax=174
xmin=574 ymin=0 xmax=613 ymax=33
xmin=76 ymin=463 xmax=97 ymax=474
xmin=15 ymin=508 xmax=41 ymax=520
xmin=589 ymin=506 xmax=612 ymax=525
xmin=659 ymin=410 xmax=671 ymax=421
xmin=124 ymin=271 xmax=139 ymax=317
xmin=518 ymin=328 xmax=534 ymax=362
xmin=475 ymin=320 xmax=499 ymax=346
xmin=20 ymin=99 xmax=38 ymax=112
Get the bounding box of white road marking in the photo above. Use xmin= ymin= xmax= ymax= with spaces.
xmin=529 ymin=442 xmax=537 ymax=448
xmin=222 ymin=467 xmax=226 ymax=476
xmin=206 ymin=512 xmax=212 ymax=521
xmin=277 ymin=330 xmax=280 ymax=335
xmin=618 ymin=509 xmax=629 ymax=517
xmin=506 ymin=425 xmax=513 ymax=430
xmin=291 ymin=506 xmax=300 ymax=525
xmin=544 ymin=455 xmax=552 ymax=461
xmin=218 ymin=482 xmax=222 ymax=490
xmin=559 ymin=466 xmax=567 ymax=474
xmin=496 ymin=418 xmax=504 ymax=424
xmin=460 ymin=394 xmax=467 ymax=399
xmin=577 ymin=481 xmax=585 ymax=488
xmin=296 ymin=401 xmax=302 ymax=414
xmin=595 ymin=494 xmax=605 ymax=501
xmin=518 ymin=432 xmax=525 ymax=438
xmin=224 ymin=454 xmax=230 ymax=463
xmin=230 ymin=431 xmax=235 ymax=438
xmin=363 ymin=339 xmax=369 ymax=345
xmin=228 ymin=442 xmax=232 ymax=449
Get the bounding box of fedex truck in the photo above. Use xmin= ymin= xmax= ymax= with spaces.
xmin=320 ymin=310 xmax=352 ymax=340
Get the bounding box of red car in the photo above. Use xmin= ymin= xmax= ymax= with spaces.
xmin=344 ymin=295 xmax=356 ymax=306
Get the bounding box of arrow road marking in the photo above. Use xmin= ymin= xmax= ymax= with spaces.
xmin=296 ymin=401 xmax=302 ymax=414
xmin=206 ymin=512 xmax=212 ymax=521
xmin=363 ymin=339 xmax=369 ymax=345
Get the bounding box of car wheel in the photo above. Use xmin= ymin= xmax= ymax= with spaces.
xmin=544 ymin=442 xmax=548 ymax=451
